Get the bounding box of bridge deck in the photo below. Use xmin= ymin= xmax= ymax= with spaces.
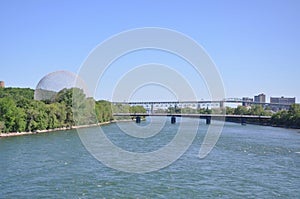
xmin=112 ymin=100 xmax=295 ymax=106
xmin=113 ymin=113 xmax=271 ymax=119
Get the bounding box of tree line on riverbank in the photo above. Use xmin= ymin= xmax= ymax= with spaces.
xmin=0 ymin=87 xmax=299 ymax=132
xmin=0 ymin=87 xmax=145 ymax=133
xmin=226 ymin=105 xmax=300 ymax=128
xmin=159 ymin=104 xmax=300 ymax=128
xmin=271 ymin=104 xmax=300 ymax=128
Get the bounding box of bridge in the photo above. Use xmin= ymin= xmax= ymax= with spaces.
xmin=113 ymin=113 xmax=272 ymax=125
xmin=113 ymin=99 xmax=293 ymax=113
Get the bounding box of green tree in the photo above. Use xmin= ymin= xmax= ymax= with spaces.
xmin=0 ymin=97 xmax=26 ymax=132
xmin=234 ymin=106 xmax=248 ymax=115
xmin=25 ymin=100 xmax=49 ymax=131
xmin=198 ymin=107 xmax=212 ymax=114
xmin=45 ymin=103 xmax=67 ymax=129
xmin=271 ymin=105 xmax=300 ymax=128
xmin=0 ymin=87 xmax=34 ymax=101
xmin=248 ymin=105 xmax=267 ymax=116
xmin=288 ymin=104 xmax=300 ymax=127
xmin=271 ymin=110 xmax=289 ymax=127
xmin=96 ymin=100 xmax=114 ymax=123
xmin=167 ymin=106 xmax=181 ymax=114
xmin=13 ymin=107 xmax=26 ymax=132
xmin=225 ymin=107 xmax=235 ymax=115
xmin=130 ymin=105 xmax=147 ymax=114
xmin=54 ymin=88 xmax=85 ymax=126
xmin=288 ymin=104 xmax=300 ymax=115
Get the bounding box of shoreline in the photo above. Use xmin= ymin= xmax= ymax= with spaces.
xmin=1 ymin=119 xmax=298 ymax=138
xmin=0 ymin=119 xmax=132 ymax=138
xmin=225 ymin=120 xmax=300 ymax=130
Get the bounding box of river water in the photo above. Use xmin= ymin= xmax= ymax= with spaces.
xmin=1 ymin=118 xmax=299 ymax=198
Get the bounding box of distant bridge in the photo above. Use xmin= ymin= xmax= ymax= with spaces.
xmin=113 ymin=100 xmax=293 ymax=109
xmin=113 ymin=113 xmax=272 ymax=125
xmin=113 ymin=100 xmax=295 ymax=114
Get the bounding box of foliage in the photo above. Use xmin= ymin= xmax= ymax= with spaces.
xmin=198 ymin=108 xmax=212 ymax=114
xmin=234 ymin=106 xmax=249 ymax=115
xmin=271 ymin=104 xmax=300 ymax=128
xmin=0 ymin=87 xmax=127 ymax=133
xmin=225 ymin=104 xmax=299 ymax=128
xmin=167 ymin=106 xmax=180 ymax=114
xmin=95 ymin=100 xmax=114 ymax=123
xmin=0 ymin=97 xmax=26 ymax=132
xmin=129 ymin=105 xmax=147 ymax=114
xmin=111 ymin=104 xmax=147 ymax=120
xmin=225 ymin=107 xmax=235 ymax=115
xmin=0 ymin=87 xmax=34 ymax=101
xmin=112 ymin=103 xmax=130 ymax=114
xmin=248 ymin=105 xmax=271 ymax=116
xmin=229 ymin=105 xmax=272 ymax=116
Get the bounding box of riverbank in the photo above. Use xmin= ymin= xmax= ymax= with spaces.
xmin=0 ymin=119 xmax=132 ymax=138
xmin=2 ymin=118 xmax=298 ymax=138
xmin=225 ymin=118 xmax=300 ymax=130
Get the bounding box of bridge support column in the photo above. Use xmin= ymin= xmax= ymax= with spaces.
xmin=136 ymin=116 xmax=141 ymax=123
xmin=241 ymin=117 xmax=246 ymax=125
xmin=206 ymin=116 xmax=211 ymax=125
xmin=220 ymin=101 xmax=225 ymax=109
xmin=259 ymin=118 xmax=262 ymax=125
xmin=171 ymin=116 xmax=176 ymax=124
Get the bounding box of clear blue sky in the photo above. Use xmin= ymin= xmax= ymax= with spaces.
xmin=0 ymin=0 xmax=299 ymax=102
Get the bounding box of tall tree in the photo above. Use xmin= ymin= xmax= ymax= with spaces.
xmin=0 ymin=97 xmax=26 ymax=132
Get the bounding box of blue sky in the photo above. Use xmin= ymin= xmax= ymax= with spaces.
xmin=0 ymin=0 xmax=299 ymax=102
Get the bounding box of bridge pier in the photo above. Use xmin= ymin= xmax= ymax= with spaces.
xmin=220 ymin=101 xmax=225 ymax=109
xmin=241 ymin=117 xmax=246 ymax=125
xmin=206 ymin=116 xmax=211 ymax=125
xmin=171 ymin=116 xmax=176 ymax=124
xmin=136 ymin=116 xmax=141 ymax=123
xmin=151 ymin=104 xmax=154 ymax=114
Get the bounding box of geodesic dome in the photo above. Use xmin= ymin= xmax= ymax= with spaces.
xmin=34 ymin=70 xmax=88 ymax=101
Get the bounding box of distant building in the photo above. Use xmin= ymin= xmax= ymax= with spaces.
xmin=270 ymin=96 xmax=296 ymax=111
xmin=242 ymin=97 xmax=253 ymax=106
xmin=0 ymin=81 xmax=4 ymax=88
xmin=270 ymin=96 xmax=296 ymax=105
xmin=254 ymin=93 xmax=266 ymax=103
